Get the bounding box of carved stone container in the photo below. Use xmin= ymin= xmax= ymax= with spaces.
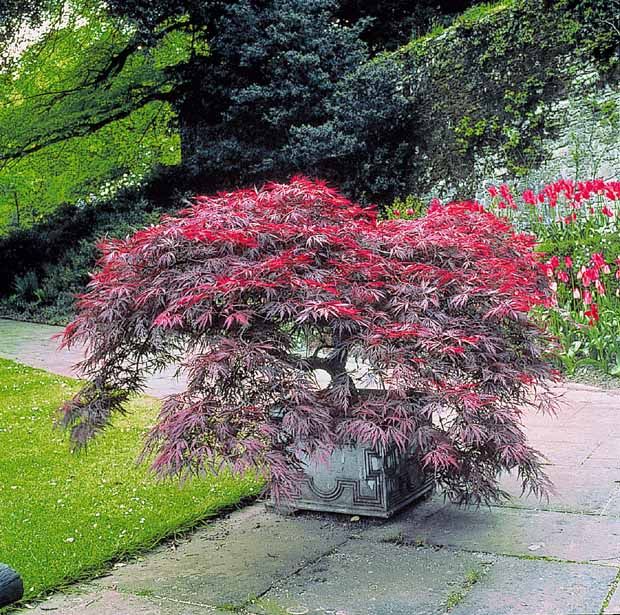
xmin=0 ymin=564 xmax=23 ymax=608
xmin=290 ymin=443 xmax=433 ymax=518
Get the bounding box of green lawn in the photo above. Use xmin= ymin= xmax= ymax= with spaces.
xmin=0 ymin=359 xmax=262 ymax=602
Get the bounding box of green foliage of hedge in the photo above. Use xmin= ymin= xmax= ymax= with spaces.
xmin=0 ymin=172 xmax=175 ymax=323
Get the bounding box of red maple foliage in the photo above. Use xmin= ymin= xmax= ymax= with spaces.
xmin=60 ymin=177 xmax=558 ymax=504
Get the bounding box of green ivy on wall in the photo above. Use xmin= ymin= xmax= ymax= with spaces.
xmin=395 ymin=0 xmax=619 ymax=197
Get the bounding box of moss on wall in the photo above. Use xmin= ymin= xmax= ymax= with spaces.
xmin=397 ymin=0 xmax=619 ymax=198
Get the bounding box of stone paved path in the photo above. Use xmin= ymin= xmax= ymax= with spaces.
xmin=2 ymin=318 xmax=620 ymax=614
xmin=0 ymin=319 xmax=185 ymax=397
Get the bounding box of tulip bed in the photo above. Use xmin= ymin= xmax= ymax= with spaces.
xmin=488 ymin=178 xmax=620 ymax=376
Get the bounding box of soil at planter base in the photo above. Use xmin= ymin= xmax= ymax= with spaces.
xmin=273 ymin=444 xmax=433 ymax=518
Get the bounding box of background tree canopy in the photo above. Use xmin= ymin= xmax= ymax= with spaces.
xmin=0 ymin=0 xmax=617 ymax=324
xmin=0 ymin=0 xmax=485 ymax=227
xmin=0 ymin=0 xmax=186 ymax=232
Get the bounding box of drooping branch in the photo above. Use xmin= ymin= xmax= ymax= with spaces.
xmin=0 ymin=86 xmax=176 ymax=162
xmin=0 ymin=7 xmax=197 ymax=163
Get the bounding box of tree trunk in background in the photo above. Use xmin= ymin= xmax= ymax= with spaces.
xmin=175 ymin=54 xmax=213 ymax=172
xmin=178 ymin=101 xmax=204 ymax=170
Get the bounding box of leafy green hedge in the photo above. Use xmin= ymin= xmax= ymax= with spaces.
xmin=0 ymin=166 xmax=187 ymax=323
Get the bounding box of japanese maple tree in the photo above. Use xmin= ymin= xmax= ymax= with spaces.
xmin=60 ymin=176 xmax=558 ymax=504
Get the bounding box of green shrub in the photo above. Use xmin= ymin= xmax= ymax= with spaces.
xmin=383 ymin=194 xmax=428 ymax=220
xmin=0 ymin=166 xmax=181 ymax=322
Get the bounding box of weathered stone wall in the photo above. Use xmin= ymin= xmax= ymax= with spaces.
xmin=470 ymin=66 xmax=620 ymax=203
xmin=522 ymin=75 xmax=620 ymax=182
xmin=398 ymin=0 xmax=620 ymax=202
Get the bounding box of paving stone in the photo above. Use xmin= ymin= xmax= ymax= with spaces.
xmin=499 ymin=464 xmax=620 ymax=515
xmin=451 ymin=556 xmax=617 ymax=615
xmin=531 ymin=423 xmax=620 ymax=443
xmin=92 ymin=504 xmax=353 ymax=610
xmin=524 ymin=399 xmax=620 ymax=441
xmin=250 ymin=540 xmax=486 ymax=615
xmin=523 ymin=403 xmax=584 ymax=429
xmin=557 ymin=385 xmax=620 ymax=406
xmin=567 ymin=417 xmax=620 ymax=441
xmin=367 ymin=498 xmax=620 ymax=564
xmin=0 ymin=319 xmax=82 ymax=378
xmin=583 ymin=457 xmax=620 ymax=470
xmin=585 ymin=437 xmax=620 ymax=461
xmin=0 ymin=318 xmax=185 ymax=397
xmin=24 ymin=589 xmax=213 ymax=615
xmin=520 ymin=439 xmax=601 ymax=466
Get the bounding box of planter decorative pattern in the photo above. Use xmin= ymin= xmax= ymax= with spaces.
xmin=289 ymin=443 xmax=433 ymax=518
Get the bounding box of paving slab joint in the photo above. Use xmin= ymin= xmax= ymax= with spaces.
xmin=237 ymin=537 xmax=352 ymax=613
xmin=113 ymin=586 xmax=222 ymax=611
xmin=404 ymin=541 xmax=619 ymax=568
xmin=444 ymin=560 xmax=494 ymax=612
xmin=490 ymin=502 xmax=620 ymax=520
xmin=151 ymin=594 xmax=223 ymax=612
xmin=600 ymin=569 xmax=620 ymax=615
xmin=582 ymin=441 xmax=605 ymax=466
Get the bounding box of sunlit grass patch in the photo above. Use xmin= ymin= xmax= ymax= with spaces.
xmin=0 ymin=359 xmax=262 ymax=602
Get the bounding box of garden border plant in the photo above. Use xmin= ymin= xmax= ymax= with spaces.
xmin=60 ymin=176 xmax=559 ymax=506
xmin=485 ymin=178 xmax=620 ymax=376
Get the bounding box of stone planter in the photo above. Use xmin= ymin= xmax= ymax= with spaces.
xmin=270 ymin=385 xmax=433 ymax=518
xmin=0 ymin=564 xmax=23 ymax=608
xmin=286 ymin=442 xmax=433 ymax=518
